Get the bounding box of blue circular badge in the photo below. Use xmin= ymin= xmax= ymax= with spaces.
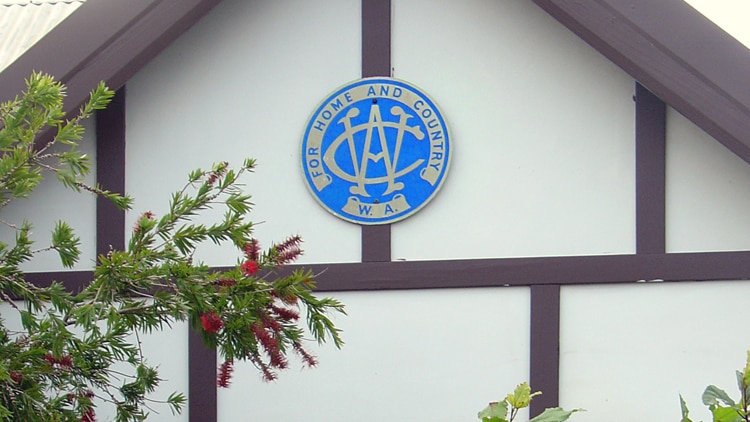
xmin=301 ymin=78 xmax=451 ymax=225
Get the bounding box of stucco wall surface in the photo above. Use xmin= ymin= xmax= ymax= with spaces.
xmin=560 ymin=280 xmax=750 ymax=422
xmin=666 ymin=107 xmax=750 ymax=252
xmin=218 ymin=287 xmax=531 ymax=422
xmin=391 ymin=0 xmax=636 ymax=260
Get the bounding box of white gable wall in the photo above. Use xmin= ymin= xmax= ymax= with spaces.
xmin=391 ymin=0 xmax=636 ymax=260
xmin=122 ymin=0 xmax=750 ymax=421
xmin=125 ymin=0 xmax=362 ymax=266
xmin=666 ymin=106 xmax=750 ymax=252
xmin=2 ymin=0 xmax=748 ymax=421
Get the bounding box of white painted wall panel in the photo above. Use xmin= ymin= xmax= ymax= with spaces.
xmin=126 ymin=0 xmax=361 ymax=266
xmin=560 ymin=281 xmax=750 ymax=422
xmin=391 ymin=0 xmax=636 ymax=260
xmin=0 ymin=118 xmax=97 ymax=272
xmin=96 ymin=322 xmax=189 ymax=422
xmin=218 ymin=288 xmax=530 ymax=422
xmin=666 ymin=107 xmax=750 ymax=252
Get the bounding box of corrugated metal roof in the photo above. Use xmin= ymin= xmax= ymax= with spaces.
xmin=0 ymin=0 xmax=86 ymax=72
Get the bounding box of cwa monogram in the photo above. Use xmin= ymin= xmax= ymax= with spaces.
xmin=301 ymin=78 xmax=451 ymax=225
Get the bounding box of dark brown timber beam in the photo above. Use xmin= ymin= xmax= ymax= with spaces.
xmin=360 ymin=0 xmax=392 ymax=262
xmin=635 ymin=83 xmax=666 ymax=254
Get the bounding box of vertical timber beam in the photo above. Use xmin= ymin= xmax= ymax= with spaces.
xmin=189 ymin=330 xmax=217 ymax=422
xmin=529 ymin=284 xmax=561 ymax=417
xmin=361 ymin=0 xmax=392 ymax=262
xmin=95 ymin=87 xmax=126 ymax=255
xmin=635 ymin=82 xmax=667 ymax=254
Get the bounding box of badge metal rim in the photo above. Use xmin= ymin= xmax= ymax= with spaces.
xmin=300 ymin=76 xmax=452 ymax=225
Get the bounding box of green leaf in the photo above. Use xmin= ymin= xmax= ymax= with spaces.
xmin=167 ymin=392 xmax=186 ymax=415
xmin=710 ymin=406 xmax=742 ymax=422
xmin=478 ymin=400 xmax=508 ymax=421
xmin=19 ymin=309 xmax=38 ymax=331
xmin=703 ymin=385 xmax=736 ymax=408
xmin=528 ymin=407 xmax=583 ymax=422
xmin=506 ymin=382 xmax=541 ymax=409
xmin=0 ymin=403 xmax=11 ymax=419
xmin=51 ymin=220 xmax=81 ymax=267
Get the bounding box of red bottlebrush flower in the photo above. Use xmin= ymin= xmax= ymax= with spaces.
xmin=261 ymin=313 xmax=283 ymax=333
xmin=251 ymin=323 xmax=276 ymax=352
xmin=249 ymin=352 xmax=278 ymax=382
xmin=58 ymin=354 xmax=73 ymax=368
xmin=44 ymin=352 xmax=73 ymax=368
xmin=243 ymin=239 xmax=261 ymax=261
xmin=293 ymin=342 xmax=318 ymax=368
xmin=241 ymin=259 xmax=258 ymax=275
xmin=9 ymin=371 xmax=22 ymax=383
xmin=142 ymin=211 xmax=155 ymax=219
xmin=251 ymin=323 xmax=287 ymax=369
xmin=215 ymin=277 xmax=237 ymax=287
xmin=277 ymin=246 xmax=302 ymax=265
xmin=206 ymin=172 xmax=219 ymax=185
xmin=217 ymin=359 xmax=234 ymax=388
xmin=269 ymin=352 xmax=288 ymax=369
xmin=81 ymin=408 xmax=96 ymax=422
xmin=200 ymin=312 xmax=224 ymax=333
xmin=270 ymin=305 xmax=299 ymax=321
xmin=43 ymin=352 xmax=56 ymax=365
xmin=276 ymin=235 xmax=302 ymax=252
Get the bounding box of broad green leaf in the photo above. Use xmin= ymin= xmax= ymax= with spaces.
xmin=478 ymin=400 xmax=508 ymax=420
xmin=703 ymin=385 xmax=736 ymax=408
xmin=710 ymin=406 xmax=742 ymax=422
xmin=528 ymin=407 xmax=583 ymax=422
xmin=506 ymin=382 xmax=541 ymax=409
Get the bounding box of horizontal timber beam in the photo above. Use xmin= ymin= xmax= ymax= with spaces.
xmin=22 ymin=251 xmax=750 ymax=293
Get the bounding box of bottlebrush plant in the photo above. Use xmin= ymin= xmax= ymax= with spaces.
xmin=0 ymin=72 xmax=345 ymax=421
